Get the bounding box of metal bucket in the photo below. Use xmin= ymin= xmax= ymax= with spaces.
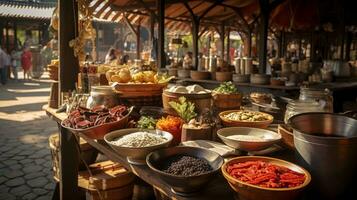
xmin=289 ymin=113 xmax=357 ymax=199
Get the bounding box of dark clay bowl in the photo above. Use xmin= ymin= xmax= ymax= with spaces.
xmin=146 ymin=146 xmax=224 ymax=196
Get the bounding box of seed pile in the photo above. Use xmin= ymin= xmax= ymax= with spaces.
xmin=161 ymin=155 xmax=212 ymax=176
xmin=111 ymin=132 xmax=167 ymax=147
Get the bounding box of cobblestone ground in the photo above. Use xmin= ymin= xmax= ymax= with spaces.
xmin=0 ymin=73 xmax=58 ymax=200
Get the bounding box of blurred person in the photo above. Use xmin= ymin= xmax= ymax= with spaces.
xmin=41 ymin=42 xmax=53 ymax=70
xmin=11 ymin=47 xmax=22 ymax=81
xmin=105 ymin=47 xmax=117 ymax=64
xmin=21 ymin=46 xmax=32 ymax=80
xmin=4 ymin=50 xmax=11 ymax=80
xmin=0 ymin=46 xmax=7 ymax=85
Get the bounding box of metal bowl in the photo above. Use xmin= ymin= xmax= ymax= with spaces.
xmin=104 ymin=128 xmax=173 ymax=165
xmin=289 ymin=113 xmax=357 ymax=198
xmin=146 ymin=146 xmax=224 ymax=196
xmin=222 ymin=156 xmax=311 ymax=200
xmin=217 ymin=127 xmax=281 ymax=151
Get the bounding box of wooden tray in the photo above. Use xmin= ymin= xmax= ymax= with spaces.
xmin=278 ymin=124 xmax=295 ymax=149
xmin=112 ymin=82 xmax=167 ymax=93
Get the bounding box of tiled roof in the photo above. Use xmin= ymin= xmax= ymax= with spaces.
xmin=0 ymin=1 xmax=55 ymax=20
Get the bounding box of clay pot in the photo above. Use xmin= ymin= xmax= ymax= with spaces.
xmin=190 ymin=71 xmax=211 ymax=80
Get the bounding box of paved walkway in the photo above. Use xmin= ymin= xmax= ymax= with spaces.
xmin=0 ymin=73 xmax=58 ymax=200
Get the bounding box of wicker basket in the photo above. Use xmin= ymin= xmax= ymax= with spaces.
xmin=49 ymin=133 xmax=98 ymax=181
xmin=118 ymin=94 xmax=163 ymax=108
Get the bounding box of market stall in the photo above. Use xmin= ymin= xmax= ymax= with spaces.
xmin=45 ymin=0 xmax=357 ymax=200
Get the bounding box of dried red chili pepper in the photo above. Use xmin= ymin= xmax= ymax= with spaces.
xmin=227 ymin=160 xmax=305 ymax=188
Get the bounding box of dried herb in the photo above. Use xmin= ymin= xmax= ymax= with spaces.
xmin=137 ymin=116 xmax=157 ymax=129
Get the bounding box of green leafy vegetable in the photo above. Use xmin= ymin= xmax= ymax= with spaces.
xmin=137 ymin=116 xmax=157 ymax=129
xmin=168 ymin=96 xmax=197 ymax=123
xmin=213 ymin=81 xmax=238 ymax=94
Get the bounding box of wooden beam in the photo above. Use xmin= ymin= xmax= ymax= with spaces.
xmin=258 ymin=0 xmax=269 ymax=74
xmin=199 ymin=0 xmax=223 ymax=19
xmin=136 ymin=0 xmax=158 ymax=20
xmin=123 ymin=14 xmax=138 ymax=36
xmin=220 ymin=22 xmax=225 ymax=59
xmin=226 ymin=27 xmax=230 ymax=63
xmin=198 ymin=26 xmax=208 ymax=38
xmin=157 ymin=0 xmax=165 ymax=68
xmin=136 ymin=22 xmax=141 ymax=59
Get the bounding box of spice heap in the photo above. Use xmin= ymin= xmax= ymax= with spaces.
xmin=227 ymin=161 xmax=306 ymax=188
xmin=156 ymin=116 xmax=183 ymax=145
xmin=110 ymin=131 xmax=167 ymax=148
xmin=62 ymin=105 xmax=128 ymax=129
xmin=160 ymin=155 xmax=212 ymax=176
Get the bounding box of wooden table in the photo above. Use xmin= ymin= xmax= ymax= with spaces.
xmin=44 ymin=106 xmax=235 ymax=200
xmin=173 ymin=78 xmax=357 ymax=112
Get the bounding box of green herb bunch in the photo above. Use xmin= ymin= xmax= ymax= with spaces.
xmin=213 ymin=81 xmax=238 ymax=94
xmin=168 ymin=96 xmax=197 ymax=123
xmin=137 ymin=116 xmax=157 ymax=129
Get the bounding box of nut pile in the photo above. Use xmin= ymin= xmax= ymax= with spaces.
xmin=62 ymin=105 xmax=128 ymax=129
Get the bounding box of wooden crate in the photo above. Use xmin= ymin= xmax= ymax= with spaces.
xmin=78 ymin=161 xmax=135 ymax=200
xmin=49 ymin=133 xmax=98 ymax=181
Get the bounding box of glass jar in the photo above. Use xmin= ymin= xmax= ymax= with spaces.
xmin=299 ymin=87 xmax=333 ymax=112
xmin=86 ymin=86 xmax=119 ymax=109
xmin=284 ymin=100 xmax=324 ymax=123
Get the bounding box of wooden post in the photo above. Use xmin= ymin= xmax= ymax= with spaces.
xmin=192 ymin=17 xmax=199 ymax=69
xmin=226 ymin=28 xmax=230 ymax=63
xmin=59 ymin=0 xmax=79 ymax=93
xmin=58 ymin=0 xmax=80 ymax=199
xmin=136 ymin=23 xmax=141 ymax=59
xmin=277 ymin=31 xmax=283 ymax=58
xmin=157 ymin=0 xmax=165 ymax=68
xmin=220 ymin=23 xmax=225 ymax=59
xmin=5 ymin=24 xmax=9 ymax=52
xmin=247 ymin=30 xmax=252 ymax=57
xmin=0 ymin=22 xmax=3 ymax=46
xmin=258 ymin=0 xmax=269 ymax=74
xmin=13 ymin=21 xmax=18 ymax=49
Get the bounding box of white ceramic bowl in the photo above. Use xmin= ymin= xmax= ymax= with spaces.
xmin=217 ymin=127 xmax=281 ymax=151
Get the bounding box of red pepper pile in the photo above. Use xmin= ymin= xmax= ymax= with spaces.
xmin=227 ymin=161 xmax=305 ymax=188
xmin=62 ymin=105 xmax=128 ymax=129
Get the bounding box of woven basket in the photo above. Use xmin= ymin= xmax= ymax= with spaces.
xmin=119 ymin=94 xmax=162 ymax=108
xmin=49 ymin=133 xmax=98 ymax=181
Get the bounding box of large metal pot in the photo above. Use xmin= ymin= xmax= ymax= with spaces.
xmin=289 ymin=113 xmax=357 ymax=199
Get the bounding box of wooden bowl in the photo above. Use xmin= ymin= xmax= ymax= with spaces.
xmin=278 ymin=124 xmax=295 ymax=149
xmin=190 ymin=70 xmax=211 ymax=80
xmin=212 ymin=93 xmax=242 ymax=110
xmin=61 ymin=107 xmax=133 ymax=140
xmin=232 ymin=74 xmax=250 ymax=83
xmin=219 ymin=110 xmax=273 ymax=128
xmin=222 ymin=156 xmax=311 ymax=200
xmin=168 ymin=68 xmax=178 ymax=77
xmin=216 ymin=72 xmax=232 ymax=82
xmin=250 ymin=74 xmax=271 ymax=85
xmin=270 ymin=78 xmax=285 ymax=86
xmin=177 ymin=69 xmax=191 ymax=78
xmin=112 ymin=83 xmax=167 ymax=97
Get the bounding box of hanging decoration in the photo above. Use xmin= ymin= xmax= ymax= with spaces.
xmin=69 ymin=0 xmax=97 ymax=62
